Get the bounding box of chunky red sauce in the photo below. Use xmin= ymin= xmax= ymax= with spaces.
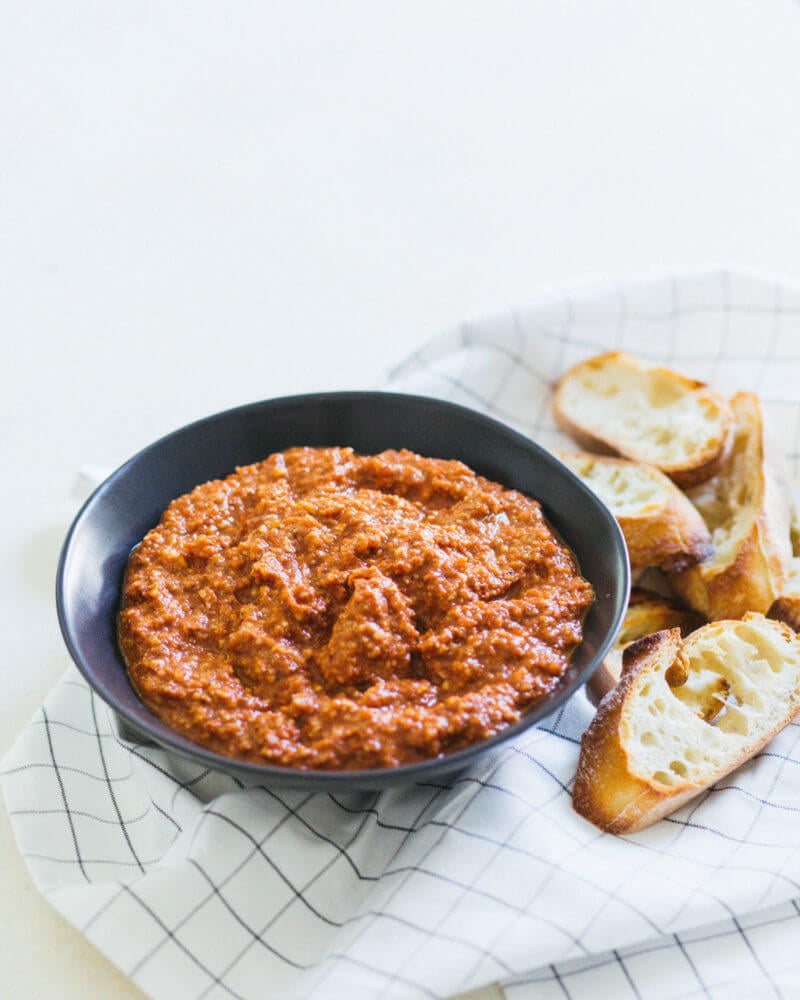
xmin=118 ymin=447 xmax=593 ymax=769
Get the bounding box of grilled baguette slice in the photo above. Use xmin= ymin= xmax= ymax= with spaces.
xmin=772 ymin=488 xmax=800 ymax=630
xmin=587 ymin=589 xmax=704 ymax=705
xmin=553 ymin=352 xmax=733 ymax=488
xmin=557 ymin=451 xmax=711 ymax=572
xmin=769 ymin=557 xmax=800 ymax=633
xmin=573 ymin=614 xmax=800 ymax=833
xmin=790 ymin=484 xmax=800 ymax=556
xmin=669 ymin=392 xmax=792 ymax=620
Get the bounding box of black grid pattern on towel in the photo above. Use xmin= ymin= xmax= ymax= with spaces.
xmin=3 ymin=271 xmax=800 ymax=1000
xmin=503 ymin=899 xmax=800 ymax=1000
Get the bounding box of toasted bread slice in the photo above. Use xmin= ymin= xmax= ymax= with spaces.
xmin=587 ymin=589 xmax=704 ymax=705
xmin=790 ymin=483 xmax=800 ymax=557
xmin=772 ymin=481 xmax=800 ymax=631
xmin=557 ymin=451 xmax=711 ymax=573
xmin=769 ymin=557 xmax=800 ymax=633
xmin=669 ymin=392 xmax=792 ymax=620
xmin=573 ymin=614 xmax=800 ymax=833
xmin=552 ymin=351 xmax=733 ymax=488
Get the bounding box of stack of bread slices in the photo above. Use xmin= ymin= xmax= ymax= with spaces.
xmin=553 ymin=351 xmax=800 ymax=833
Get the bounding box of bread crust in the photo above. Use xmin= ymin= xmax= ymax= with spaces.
xmin=574 ymin=629 xmax=688 ymax=833
xmin=669 ymin=392 xmax=792 ymax=620
xmin=573 ymin=616 xmax=800 ymax=834
xmin=552 ymin=352 xmax=734 ymax=488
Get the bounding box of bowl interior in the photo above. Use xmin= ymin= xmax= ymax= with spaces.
xmin=56 ymin=391 xmax=629 ymax=789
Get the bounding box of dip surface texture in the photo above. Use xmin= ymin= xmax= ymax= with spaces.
xmin=119 ymin=447 xmax=594 ymax=769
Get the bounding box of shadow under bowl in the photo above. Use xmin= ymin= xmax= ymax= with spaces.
xmin=56 ymin=391 xmax=630 ymax=790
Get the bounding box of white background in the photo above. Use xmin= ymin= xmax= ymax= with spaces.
xmin=3 ymin=2 xmax=800 ymax=997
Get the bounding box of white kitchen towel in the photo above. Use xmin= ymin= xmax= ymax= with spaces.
xmin=4 ymin=270 xmax=800 ymax=1000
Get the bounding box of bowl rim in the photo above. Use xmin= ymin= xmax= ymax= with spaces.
xmin=56 ymin=389 xmax=630 ymax=788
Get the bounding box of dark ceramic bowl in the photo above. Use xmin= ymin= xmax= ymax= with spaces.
xmin=56 ymin=391 xmax=629 ymax=790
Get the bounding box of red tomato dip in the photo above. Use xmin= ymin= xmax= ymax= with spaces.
xmin=118 ymin=447 xmax=593 ymax=770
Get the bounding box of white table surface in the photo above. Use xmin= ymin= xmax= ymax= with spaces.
xmin=4 ymin=2 xmax=800 ymax=997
